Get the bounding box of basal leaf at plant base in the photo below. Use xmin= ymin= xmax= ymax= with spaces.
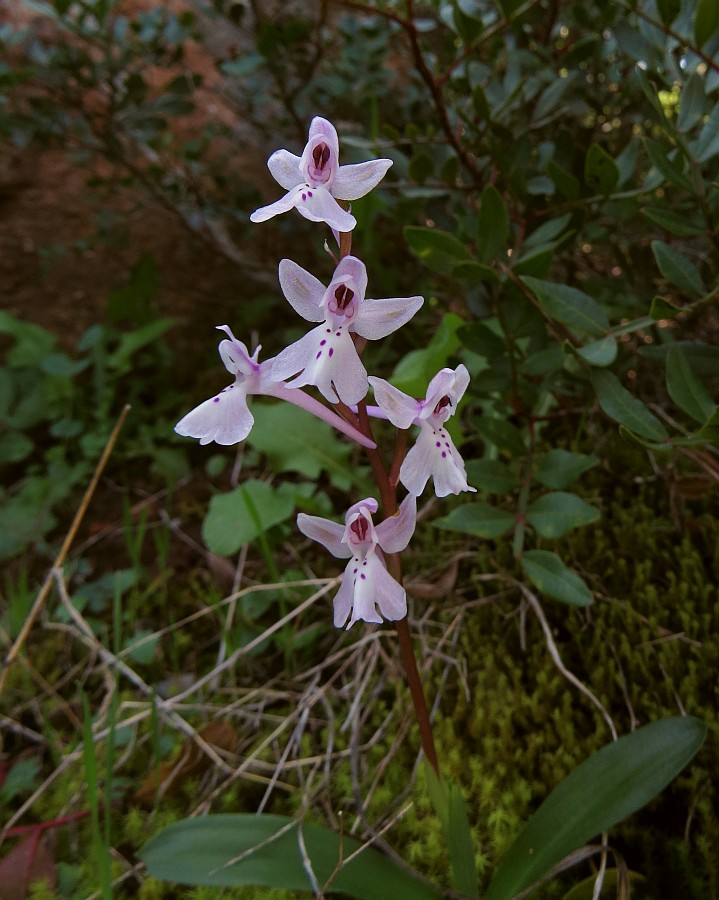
xmin=521 ymin=550 xmax=593 ymax=606
xmin=434 ymin=503 xmax=516 ymax=539
xmin=202 ymin=480 xmax=296 ymax=556
xmin=248 ymin=402 xmax=355 ymax=490
xmin=592 ymin=370 xmax=668 ymax=443
xmin=534 ymin=450 xmax=599 ymax=490
xmin=485 ymin=716 xmax=706 ymax=900
xmin=526 ymin=492 xmax=600 ymax=539
xmin=666 ymin=345 xmax=715 ymax=424
xmin=141 ymin=813 xmax=442 ymax=899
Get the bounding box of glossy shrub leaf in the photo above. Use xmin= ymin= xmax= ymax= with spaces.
xmin=666 ymin=345 xmax=715 ymax=424
xmin=391 ymin=313 xmax=463 ymax=396
xmin=651 ymin=241 xmax=704 ymax=296
xmin=641 ymin=206 xmax=704 ymax=237
xmin=404 ymin=226 xmax=472 ymax=275
xmin=141 ymin=813 xmax=442 ymax=899
xmin=527 ymin=492 xmax=600 ymax=539
xmin=584 ymin=144 xmax=619 ymax=194
xmin=202 ymin=479 xmax=295 ymax=556
xmin=521 ymin=550 xmax=593 ymax=606
xmin=485 ymin=716 xmax=706 ymax=900
xmin=521 ymin=277 xmax=609 ymax=337
xmin=576 ymin=335 xmax=617 ymax=367
xmin=643 ymin=138 xmax=692 ymax=191
xmin=592 ymin=371 xmax=668 ymax=442
xmin=477 ymin=185 xmax=509 ymax=263
xmin=657 ymin=0 xmax=680 ymax=26
xmin=534 ymin=450 xmax=599 ymax=489
xmin=695 ymin=0 xmax=719 ymax=47
xmin=434 ymin=503 xmax=515 ymax=539
xmin=677 ymin=71 xmax=705 ymax=132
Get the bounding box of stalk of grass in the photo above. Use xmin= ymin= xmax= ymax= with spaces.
xmin=81 ymin=693 xmax=113 ymax=900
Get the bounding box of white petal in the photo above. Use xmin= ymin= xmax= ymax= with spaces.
xmin=297 ymin=513 xmax=352 ymax=558
xmin=375 ymin=494 xmax=416 ymax=553
xmin=333 ymin=565 xmax=355 ymax=627
xmin=332 ymin=159 xmax=393 ymax=200
xmin=272 ymin=328 xmax=321 ymax=383
xmin=295 ymin=187 xmax=356 ymax=231
xmin=431 ymin=432 xmax=476 ymax=498
xmin=174 ymin=382 xmax=253 ymax=446
xmin=399 ymin=428 xmax=434 ymax=497
xmin=325 ymin=335 xmax=368 ymax=405
xmin=332 ymin=255 xmax=368 ymax=300
xmin=309 ymin=116 xmax=339 ymax=150
xmin=267 ymin=149 xmax=303 ymax=190
xmin=353 ymin=295 xmax=424 ymax=341
xmin=249 ymin=185 xmax=305 ymax=223
xmin=368 ymin=377 xmax=419 ymax=429
xmin=279 ymin=259 xmax=326 ymax=323
xmin=423 ymin=368 xmax=458 ymax=413
xmin=354 ymin=551 xmax=406 ymax=624
xmin=345 ymin=497 xmax=379 ymax=520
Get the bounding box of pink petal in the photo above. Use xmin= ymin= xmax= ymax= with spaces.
xmin=271 ymin=328 xmax=320 ymax=383
xmin=399 ymin=429 xmax=434 ymax=496
xmin=333 ymin=565 xmax=355 ymax=627
xmin=308 ymin=116 xmax=340 ymax=149
xmin=175 ymin=382 xmax=254 ymax=446
xmin=295 ymin=187 xmax=356 ymax=231
xmin=279 ymin=259 xmax=326 ymax=323
xmin=375 ymin=494 xmax=416 ymax=553
xmin=249 ymin=185 xmax=305 ymax=223
xmin=353 ymin=294 xmax=424 ymax=340
xmin=368 ymin=377 xmax=419 ymax=429
xmin=267 ymin=149 xmax=303 ymax=190
xmin=296 ymin=513 xmax=352 ymax=558
xmin=332 ymin=159 xmax=393 ymax=200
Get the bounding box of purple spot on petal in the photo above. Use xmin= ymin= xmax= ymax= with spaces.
xmin=336 ymin=331 xmax=341 ymax=336
xmin=360 ymin=573 xmax=366 ymax=580
xmin=316 ymin=351 xmax=322 ymax=359
xmin=213 ymin=397 xmax=220 ymax=403
xmin=302 ymin=193 xmax=307 ymax=201
xmin=308 ymin=190 xmax=313 ymax=197
xmin=326 ymin=328 xmax=331 ymax=333
xmin=436 ymin=441 xmax=441 ymax=447
xmin=329 ymin=348 xmax=334 ymax=357
xmin=353 ymin=568 xmax=358 ymax=574
xmin=320 ymin=339 xmax=326 ymax=346
xmin=445 ymin=442 xmax=450 ymax=448
xmin=442 ymin=451 xmax=447 ymax=458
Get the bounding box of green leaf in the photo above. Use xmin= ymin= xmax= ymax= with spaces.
xmin=692 ymin=101 xmax=719 ymax=162
xmin=698 ymin=406 xmax=719 ymax=441
xmin=527 ymin=492 xmax=600 ymax=539
xmin=404 ymin=226 xmax=472 ymax=275
xmin=424 ymin=764 xmax=478 ymax=897
xmin=657 ymin=0 xmax=680 ymax=26
xmin=651 ymin=241 xmax=704 ymax=296
xmin=0 ymin=432 xmax=34 ymax=464
xmin=547 ymin=160 xmax=580 ymax=200
xmin=391 ymin=313 xmax=464 ymax=396
xmin=641 ymin=206 xmax=704 ymax=237
xmin=521 ymin=277 xmax=609 ymax=337
xmin=464 ymin=459 xmax=516 ymax=493
xmin=521 ymin=551 xmax=593 ymax=606
xmin=695 ymin=0 xmax=719 ymax=46
xmin=434 ymin=503 xmax=515 ymax=539
xmin=649 ymin=295 xmax=683 ymax=320
xmin=202 ymin=480 xmax=296 ymax=556
xmin=248 ymin=403 xmax=355 ymax=489
xmin=592 ymin=371 xmax=668 ymax=442
xmin=476 ymin=185 xmax=509 ymax=263
xmin=643 ymin=139 xmax=692 ymax=191
xmin=584 ymin=144 xmax=619 ymax=194
xmin=141 ymin=813 xmax=442 ymax=898
xmin=575 ymin=335 xmax=617 ymax=367
xmin=677 ymin=72 xmax=705 ymax=132
xmin=107 ymin=318 xmax=176 ymax=373
xmin=0 ymin=311 xmax=56 ymax=366
xmin=666 ymin=345 xmax=715 ymax=424
xmin=485 ymin=716 xmax=706 ymax=900
xmin=452 ymin=260 xmax=500 ymax=284
xmin=475 ymin=416 xmax=527 ymax=457
xmin=524 ymin=214 xmax=572 ymax=247
xmin=534 ymin=450 xmax=599 ymax=490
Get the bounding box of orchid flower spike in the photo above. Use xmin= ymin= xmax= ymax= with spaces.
xmin=298 ymin=494 xmax=416 ymax=628
xmin=174 ymin=325 xmax=279 ymax=445
xmin=272 ymin=255 xmax=423 ymax=406
xmin=249 ymin=116 xmax=393 ymax=232
xmin=369 ymin=365 xmax=476 ymax=498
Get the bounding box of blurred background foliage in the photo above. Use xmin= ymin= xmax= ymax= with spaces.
xmin=1 ymin=0 xmax=718 ymax=897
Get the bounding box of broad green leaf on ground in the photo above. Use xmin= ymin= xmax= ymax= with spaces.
xmin=534 ymin=450 xmax=599 ymax=490
xmin=434 ymin=503 xmax=515 ymax=539
xmin=141 ymin=814 xmax=442 ymax=899
xmin=485 ymin=716 xmax=706 ymax=900
xmin=202 ymin=480 xmax=297 ymax=556
xmin=592 ymin=371 xmax=668 ymax=442
xmin=404 ymin=226 xmax=472 ymax=275
xmin=464 ymin=459 xmax=517 ymax=493
xmin=526 ymin=492 xmax=600 ymax=539
xmin=248 ymin=403 xmax=355 ymax=490
xmin=651 ymin=241 xmax=704 ymax=296
xmin=666 ymin=345 xmax=715 ymax=424
xmin=521 ymin=550 xmax=593 ymax=606
xmin=391 ymin=313 xmax=464 ymax=396
xmin=0 ymin=310 xmax=57 ymax=366
xmin=521 ymin=277 xmax=609 ymax=337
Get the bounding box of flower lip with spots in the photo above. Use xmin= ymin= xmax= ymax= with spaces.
xmin=249 ymin=116 xmax=393 ymax=233
xmin=272 ymin=255 xmax=423 ymax=406
xmin=297 ymin=494 xmax=417 ymax=628
xmin=369 ymin=365 xmax=477 ymax=498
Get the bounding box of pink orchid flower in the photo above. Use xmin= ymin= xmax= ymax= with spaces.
xmin=250 ymin=117 xmax=393 ymax=232
xmin=298 ymin=494 xmax=416 ymax=628
xmin=369 ymin=365 xmax=476 ymax=497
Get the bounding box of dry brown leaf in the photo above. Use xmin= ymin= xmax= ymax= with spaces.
xmin=134 ymin=720 xmax=237 ymax=806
